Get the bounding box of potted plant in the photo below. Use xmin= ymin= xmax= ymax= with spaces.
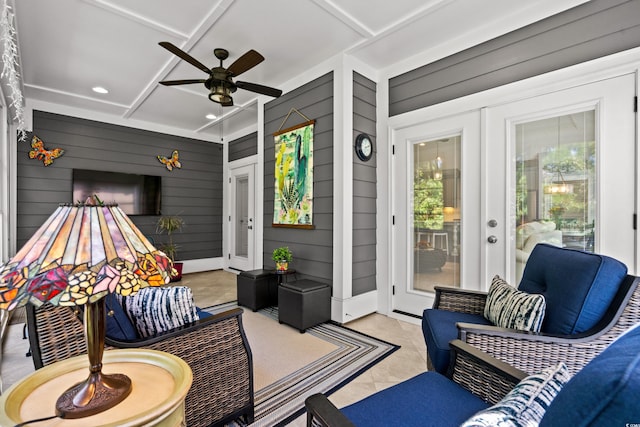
xmin=156 ymin=214 xmax=185 ymax=281
xmin=272 ymin=246 xmax=293 ymax=271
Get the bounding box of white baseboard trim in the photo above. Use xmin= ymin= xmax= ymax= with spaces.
xmin=331 ymin=290 xmax=378 ymax=324
xmin=181 ymin=258 xmax=224 ymax=274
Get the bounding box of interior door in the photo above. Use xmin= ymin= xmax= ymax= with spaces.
xmin=392 ymin=111 xmax=481 ymax=315
xmin=486 ymin=73 xmax=637 ymax=283
xmin=229 ymin=164 xmax=255 ymax=271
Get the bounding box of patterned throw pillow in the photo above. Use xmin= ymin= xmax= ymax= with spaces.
xmin=484 ymin=275 xmax=546 ymax=332
xmin=119 ymin=286 xmax=199 ymax=338
xmin=462 ymin=362 xmax=570 ymax=427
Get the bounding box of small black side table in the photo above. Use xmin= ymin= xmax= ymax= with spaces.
xmin=273 ymin=268 xmax=297 ymax=285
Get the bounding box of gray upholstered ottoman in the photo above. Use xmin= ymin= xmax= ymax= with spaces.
xmin=278 ymin=279 xmax=331 ymax=332
xmin=237 ymin=269 xmax=277 ymax=311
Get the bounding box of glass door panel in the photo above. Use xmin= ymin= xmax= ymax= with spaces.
xmin=235 ymin=175 xmax=249 ymax=258
xmin=514 ymin=111 xmax=595 ymax=282
xmin=413 ymin=136 xmax=461 ymax=292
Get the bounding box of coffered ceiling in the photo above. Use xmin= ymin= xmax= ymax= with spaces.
xmin=12 ymin=0 xmax=588 ymax=142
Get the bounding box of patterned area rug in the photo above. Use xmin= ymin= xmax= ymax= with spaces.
xmin=205 ymin=303 xmax=399 ymax=427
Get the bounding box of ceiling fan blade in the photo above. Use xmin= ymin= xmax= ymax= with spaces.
xmin=236 ymin=81 xmax=282 ymax=98
xmin=159 ymin=41 xmax=211 ymax=75
xmin=227 ymin=50 xmax=264 ymax=77
xmin=159 ymin=79 xmax=207 ymax=86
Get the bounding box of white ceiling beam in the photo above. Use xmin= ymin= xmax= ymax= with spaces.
xmin=81 ymin=0 xmax=189 ymax=40
xmin=122 ymin=0 xmax=236 ymax=120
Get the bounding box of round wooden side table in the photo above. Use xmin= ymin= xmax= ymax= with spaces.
xmin=0 ymin=349 xmax=192 ymax=427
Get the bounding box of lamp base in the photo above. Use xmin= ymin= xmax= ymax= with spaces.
xmin=55 ymin=372 xmax=132 ymax=419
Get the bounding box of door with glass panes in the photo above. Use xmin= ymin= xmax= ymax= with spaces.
xmin=392 ymin=74 xmax=636 ymax=317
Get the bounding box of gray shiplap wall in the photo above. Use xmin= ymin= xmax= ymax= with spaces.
xmin=18 ymin=111 xmax=224 ymax=260
xmin=228 ymin=132 xmax=257 ymax=162
xmin=390 ymin=0 xmax=640 ymax=116
xmin=263 ymin=72 xmax=334 ymax=284
xmin=352 ymin=72 xmax=377 ymax=296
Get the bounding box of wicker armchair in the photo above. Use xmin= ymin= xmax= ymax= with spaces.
xmin=430 ymin=273 xmax=640 ymax=376
xmin=305 ymin=339 xmax=527 ymax=427
xmin=27 ymin=304 xmax=254 ymax=427
xmin=423 ymin=244 xmax=635 ymax=375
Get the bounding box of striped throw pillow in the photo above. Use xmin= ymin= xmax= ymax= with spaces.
xmin=484 ymin=275 xmax=546 ymax=332
xmin=462 ymin=362 xmax=570 ymax=427
xmin=120 ymin=286 xmax=199 ymax=338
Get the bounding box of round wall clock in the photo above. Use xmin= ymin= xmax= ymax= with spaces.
xmin=355 ymin=133 xmax=373 ymax=162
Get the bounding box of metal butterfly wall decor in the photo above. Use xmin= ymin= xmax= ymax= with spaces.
xmin=28 ymin=135 xmax=64 ymax=166
xmin=157 ymin=150 xmax=181 ymax=171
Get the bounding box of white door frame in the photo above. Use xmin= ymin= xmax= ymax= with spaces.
xmin=228 ymin=161 xmax=256 ymax=272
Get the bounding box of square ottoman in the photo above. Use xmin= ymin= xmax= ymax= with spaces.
xmin=278 ymin=279 xmax=331 ymax=332
xmin=237 ymin=269 xmax=277 ymax=311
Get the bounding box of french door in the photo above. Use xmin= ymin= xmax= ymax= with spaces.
xmin=392 ymin=73 xmax=636 ymax=316
xmin=229 ymin=164 xmax=255 ymax=271
xmin=486 ymin=73 xmax=636 ymax=283
xmin=392 ymin=111 xmax=482 ymax=314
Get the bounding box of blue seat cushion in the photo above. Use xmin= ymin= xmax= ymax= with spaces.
xmin=196 ymin=306 xmax=213 ymax=319
xmin=540 ymin=324 xmax=640 ymax=426
xmin=104 ymin=292 xmax=139 ymax=341
xmin=518 ymin=244 xmax=626 ymax=335
xmin=422 ymin=309 xmax=492 ymax=373
xmin=342 ymin=371 xmax=490 ymax=427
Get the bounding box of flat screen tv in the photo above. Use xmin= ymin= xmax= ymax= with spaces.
xmin=72 ymin=169 xmax=161 ymax=215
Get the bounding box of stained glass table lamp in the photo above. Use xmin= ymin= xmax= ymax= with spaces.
xmin=0 ymin=197 xmax=173 ymax=418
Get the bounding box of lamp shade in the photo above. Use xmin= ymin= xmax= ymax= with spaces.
xmin=0 ymin=202 xmax=172 ymax=310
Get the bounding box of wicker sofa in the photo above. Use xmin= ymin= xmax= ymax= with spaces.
xmin=423 ymin=243 xmax=640 ymax=376
xmin=27 ymin=303 xmax=254 ymax=427
xmin=305 ymin=324 xmax=640 ymax=426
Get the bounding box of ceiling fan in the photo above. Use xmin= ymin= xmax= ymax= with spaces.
xmin=158 ymin=41 xmax=282 ymax=106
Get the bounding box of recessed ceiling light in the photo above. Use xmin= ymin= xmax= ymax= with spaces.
xmin=92 ymin=86 xmax=109 ymax=94
xmin=206 ymin=114 xmax=217 ymax=120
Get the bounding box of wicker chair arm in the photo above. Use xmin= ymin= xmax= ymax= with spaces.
xmin=106 ymin=307 xmax=254 ymax=427
xmin=305 ymin=340 xmax=527 ymax=426
xmin=457 ymin=322 xmax=607 ymax=376
xmin=447 ymin=339 xmax=526 ymax=404
xmin=433 ymin=286 xmax=488 ymax=314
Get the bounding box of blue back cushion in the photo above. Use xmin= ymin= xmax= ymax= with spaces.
xmin=104 ymin=292 xmax=139 ymax=341
xmin=540 ymin=324 xmax=640 ymax=426
xmin=342 ymin=371 xmax=490 ymax=427
xmin=518 ymin=244 xmax=626 ymax=335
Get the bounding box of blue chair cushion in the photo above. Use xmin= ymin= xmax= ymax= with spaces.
xmin=518 ymin=244 xmax=626 ymax=335
xmin=196 ymin=306 xmax=213 ymax=319
xmin=104 ymin=292 xmax=139 ymax=341
xmin=422 ymin=309 xmax=492 ymax=373
xmin=342 ymin=371 xmax=490 ymax=427
xmin=540 ymin=324 xmax=640 ymax=426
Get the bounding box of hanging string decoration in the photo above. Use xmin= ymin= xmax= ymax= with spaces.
xmin=0 ymin=0 xmax=26 ymax=141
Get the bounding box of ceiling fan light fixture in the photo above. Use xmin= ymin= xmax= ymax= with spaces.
xmin=209 ymin=85 xmax=232 ymax=105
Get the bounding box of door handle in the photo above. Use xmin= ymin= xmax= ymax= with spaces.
xmin=248 ymin=225 xmax=253 ymax=230
xmin=487 ymin=235 xmax=498 ymax=244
